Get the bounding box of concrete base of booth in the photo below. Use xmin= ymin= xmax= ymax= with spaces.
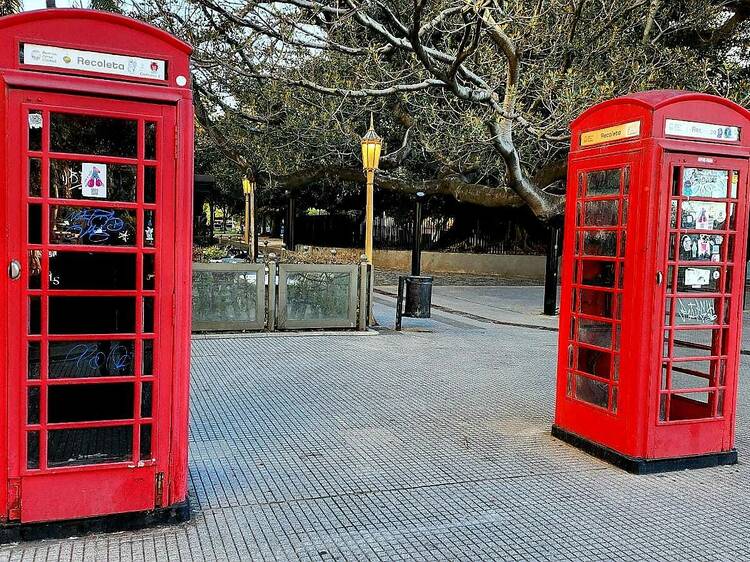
xmin=552 ymin=425 xmax=738 ymax=474
xmin=0 ymin=499 xmax=190 ymax=544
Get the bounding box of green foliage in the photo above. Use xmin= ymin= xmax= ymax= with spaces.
xmin=133 ymin=0 xmax=750 ymax=215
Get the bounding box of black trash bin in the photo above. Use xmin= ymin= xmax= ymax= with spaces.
xmin=396 ymin=275 xmax=433 ymax=330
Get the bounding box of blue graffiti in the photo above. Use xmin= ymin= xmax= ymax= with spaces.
xmin=67 ymin=209 xmax=126 ymax=243
xmin=64 ymin=343 xmax=131 ymax=374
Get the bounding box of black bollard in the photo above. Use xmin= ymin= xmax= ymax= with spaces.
xmin=543 ymin=221 xmax=563 ymax=316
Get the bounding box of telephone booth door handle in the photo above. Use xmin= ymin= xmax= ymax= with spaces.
xmin=656 ymin=271 xmax=663 ymax=285
xmin=8 ymin=260 xmax=21 ymax=280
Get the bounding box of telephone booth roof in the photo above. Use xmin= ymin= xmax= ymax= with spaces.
xmin=0 ymin=9 xmax=191 ymax=88
xmin=571 ymin=90 xmax=750 ymax=152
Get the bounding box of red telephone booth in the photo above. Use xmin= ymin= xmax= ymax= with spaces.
xmin=553 ymin=90 xmax=750 ymax=473
xmin=0 ymin=10 xmax=193 ymax=537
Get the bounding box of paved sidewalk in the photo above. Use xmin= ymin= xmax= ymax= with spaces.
xmin=2 ymin=297 xmax=750 ymax=560
xmin=376 ymin=285 xmax=558 ymax=331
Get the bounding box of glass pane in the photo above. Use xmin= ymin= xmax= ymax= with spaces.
xmin=582 ymin=231 xmax=617 ymax=256
xmin=144 ymin=210 xmax=155 ymax=247
xmin=49 ymin=341 xmax=135 ymax=378
xmin=579 ymin=289 xmax=618 ymax=319
xmin=670 ymin=361 xmax=714 ymax=388
xmin=583 ymin=200 xmax=618 ymax=226
xmin=672 ymin=329 xmax=718 ymax=357
xmin=28 ymin=110 xmax=42 ymax=151
xmin=29 ymin=204 xmax=42 ymax=244
xmin=577 ymin=318 xmax=612 ymax=348
xmin=682 ymin=168 xmax=729 ymax=198
xmin=586 ymin=169 xmax=620 ymax=196
xmin=50 ymin=206 xmax=136 ymax=246
xmin=28 ymin=386 xmax=40 ymax=424
xmin=50 ymin=113 xmax=137 ymax=158
xmin=680 ymin=201 xmax=727 ymax=231
xmin=145 ymin=122 xmax=157 ymax=160
xmin=50 ymin=160 xmax=136 ymax=202
xmin=29 ymin=297 xmax=41 ymax=335
xmin=142 ymin=340 xmax=154 ymax=376
xmin=580 ymin=260 xmax=615 ymax=288
xmin=48 ymin=382 xmax=134 ymax=422
xmin=48 ymin=426 xmax=132 ymax=468
xmin=49 ymin=251 xmax=136 ymax=290
xmin=143 ymin=297 xmax=154 ymax=333
xmin=678 ymin=234 xmax=723 ymax=262
xmin=144 ymin=254 xmax=155 ymax=290
xmin=285 ymin=271 xmax=352 ymax=321
xmin=576 ymin=347 xmax=612 ymax=379
xmin=668 ymin=392 xmax=714 ymax=421
xmin=140 ymin=425 xmax=152 ymax=461
xmin=575 ymin=375 xmax=609 ymax=408
xmin=49 ymin=296 xmax=136 ymax=334
xmin=674 ymin=297 xmax=720 ymax=325
xmin=27 ymin=431 xmax=40 ymax=470
xmin=677 ymin=266 xmax=721 ymax=293
xmin=28 ymin=250 xmax=42 ymax=289
xmin=144 ymin=167 xmax=156 ymax=204
xmin=28 ymin=342 xmax=41 ymax=380
xmin=141 ymin=382 xmax=152 ymax=418
xmin=29 ymin=158 xmax=42 ymax=197
xmin=192 ymin=269 xmax=258 ymax=325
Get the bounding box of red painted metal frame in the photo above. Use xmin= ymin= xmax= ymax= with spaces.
xmin=555 ymin=90 xmax=750 ymax=461
xmin=0 ymin=10 xmax=193 ymax=524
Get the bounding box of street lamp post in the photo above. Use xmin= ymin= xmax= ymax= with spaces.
xmin=360 ymin=114 xmax=382 ymax=263
xmin=242 ymin=177 xmax=256 ymax=261
xmin=411 ymin=191 xmax=426 ymax=276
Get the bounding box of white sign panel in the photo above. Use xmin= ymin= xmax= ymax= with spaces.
xmin=23 ymin=43 xmax=166 ymax=81
xmin=665 ymin=119 xmax=740 ymax=142
xmin=82 ymin=163 xmax=107 ymax=199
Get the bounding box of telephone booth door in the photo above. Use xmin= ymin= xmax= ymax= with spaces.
xmin=5 ymin=89 xmax=177 ymax=523
xmin=651 ymin=153 xmax=749 ymax=456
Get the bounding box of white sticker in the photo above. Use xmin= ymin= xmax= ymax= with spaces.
xmin=23 ymin=43 xmax=166 ymax=81
xmin=685 ymin=267 xmax=710 ymax=288
xmin=81 ymin=163 xmax=107 ymax=199
xmin=28 ymin=113 xmax=43 ymax=129
xmin=665 ymin=119 xmax=740 ymax=142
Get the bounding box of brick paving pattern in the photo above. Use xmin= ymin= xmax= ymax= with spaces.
xmin=2 ymin=302 xmax=750 ymax=560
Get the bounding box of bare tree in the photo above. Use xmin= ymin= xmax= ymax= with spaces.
xmin=137 ymin=0 xmax=750 ymax=220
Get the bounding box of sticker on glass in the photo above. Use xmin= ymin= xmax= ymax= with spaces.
xmin=680 ymin=201 xmax=726 ymax=231
xmin=682 ymin=168 xmax=728 ymax=198
xmin=81 ymin=163 xmax=107 ymax=199
xmin=685 ymin=267 xmax=710 ymax=288
xmin=680 ymin=234 xmax=722 ymax=261
xmin=28 ymin=113 xmax=43 ymax=129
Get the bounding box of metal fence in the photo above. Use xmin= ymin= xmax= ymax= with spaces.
xmin=296 ymin=213 xmax=548 ymax=255
xmin=192 ymin=261 xmax=370 ymax=332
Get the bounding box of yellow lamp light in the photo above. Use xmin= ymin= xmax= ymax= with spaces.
xmin=360 ymin=113 xmax=382 ymax=171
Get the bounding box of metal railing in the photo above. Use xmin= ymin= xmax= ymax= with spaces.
xmin=192 ymin=261 xmax=370 ymax=332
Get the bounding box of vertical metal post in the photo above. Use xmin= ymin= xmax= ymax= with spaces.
xmin=365 ymin=169 xmax=375 ymax=263
xmin=543 ymin=222 xmax=562 ymax=316
xmin=267 ymin=259 xmax=277 ymax=331
xmin=395 ymin=275 xmax=405 ymax=331
xmin=249 ymin=183 xmax=256 ymax=261
xmin=411 ymin=194 xmax=423 ymax=276
xmin=358 ymin=260 xmax=368 ymax=331
xmin=243 ymin=192 xmax=250 ymax=245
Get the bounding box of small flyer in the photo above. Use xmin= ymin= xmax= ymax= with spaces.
xmin=684 ymin=267 xmax=710 ymax=288
xmin=82 ymin=163 xmax=107 ymax=198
